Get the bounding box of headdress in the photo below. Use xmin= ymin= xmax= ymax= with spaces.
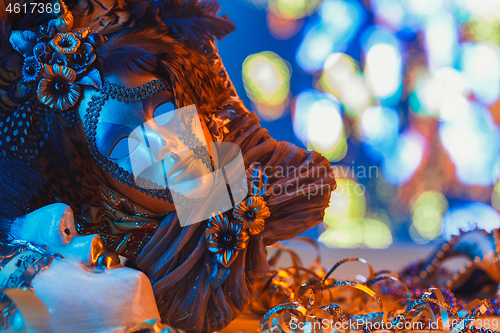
xmin=0 ymin=0 xmax=236 ymax=218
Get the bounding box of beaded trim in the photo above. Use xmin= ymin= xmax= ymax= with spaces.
xmin=176 ymin=109 xmax=214 ymax=172
xmin=100 ymin=79 xmax=172 ymax=102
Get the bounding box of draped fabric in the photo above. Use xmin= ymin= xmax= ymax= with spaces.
xmin=135 ymin=101 xmax=336 ymax=332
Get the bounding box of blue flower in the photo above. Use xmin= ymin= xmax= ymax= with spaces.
xmin=21 ymin=56 xmax=42 ymax=82
xmin=33 ymin=43 xmax=53 ymax=63
xmin=38 ymin=24 xmax=55 ymax=39
xmin=72 ymin=43 xmax=96 ymax=74
xmin=50 ymin=53 xmax=68 ymax=67
xmin=9 ymin=30 xmax=36 ymax=57
xmin=205 ymin=214 xmax=249 ymax=268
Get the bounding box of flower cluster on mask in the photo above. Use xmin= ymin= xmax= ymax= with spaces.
xmin=9 ymin=17 xmax=105 ymax=111
xmin=204 ymin=164 xmax=271 ymax=283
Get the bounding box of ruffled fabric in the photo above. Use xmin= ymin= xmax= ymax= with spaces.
xmin=135 ymin=101 xmax=336 ymax=332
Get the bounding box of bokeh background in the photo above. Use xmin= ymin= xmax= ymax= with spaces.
xmin=217 ymin=0 xmax=500 ymax=248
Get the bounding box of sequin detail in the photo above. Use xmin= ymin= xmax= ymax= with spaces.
xmin=99 ymin=79 xmax=171 ymax=102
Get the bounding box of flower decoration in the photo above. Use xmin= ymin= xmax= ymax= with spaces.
xmin=72 ymin=43 xmax=96 ymax=74
xmin=9 ymin=15 xmax=104 ymax=112
xmin=233 ymin=196 xmax=270 ymax=235
xmin=50 ymin=53 xmax=68 ymax=67
xmin=50 ymin=32 xmax=80 ymax=54
xmin=205 ymin=213 xmax=249 ymax=268
xmin=33 ymin=43 xmax=53 ymax=63
xmin=36 ymin=64 xmax=80 ymax=111
xmin=72 ymin=28 xmax=91 ymax=40
xmin=38 ymin=24 xmax=56 ymax=41
xmin=21 ymin=56 xmax=42 ymax=82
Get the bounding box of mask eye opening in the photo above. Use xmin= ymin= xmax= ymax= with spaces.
xmin=153 ymin=101 xmax=176 ymax=127
xmin=109 ymin=137 xmax=140 ymax=160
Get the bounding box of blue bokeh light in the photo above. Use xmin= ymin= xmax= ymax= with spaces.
xmin=442 ymin=202 xmax=500 ymax=240
xmin=440 ymin=102 xmax=500 ymax=186
xmin=296 ymin=0 xmax=366 ymax=72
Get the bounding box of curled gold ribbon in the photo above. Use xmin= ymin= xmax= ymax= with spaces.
xmin=255 ymin=238 xmax=496 ymax=333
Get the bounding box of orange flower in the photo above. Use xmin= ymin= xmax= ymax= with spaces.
xmin=50 ymin=32 xmax=80 ymax=54
xmin=36 ymin=64 xmax=80 ymax=111
xmin=233 ymin=196 xmax=270 ymax=235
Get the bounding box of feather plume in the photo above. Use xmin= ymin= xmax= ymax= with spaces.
xmin=155 ymin=0 xmax=235 ymax=51
xmin=72 ymin=0 xmax=137 ymax=34
xmin=95 ymin=28 xmax=166 ymax=75
xmin=47 ymin=111 xmax=74 ymax=179
xmin=0 ymin=18 xmax=21 ymax=117
xmin=73 ymin=0 xmax=235 ymax=50
xmin=0 ymin=151 xmax=46 ymax=236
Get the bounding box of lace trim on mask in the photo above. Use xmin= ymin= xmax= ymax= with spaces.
xmin=100 ymin=79 xmax=172 ymax=102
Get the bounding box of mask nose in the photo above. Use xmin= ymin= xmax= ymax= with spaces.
xmin=139 ymin=122 xmax=183 ymax=163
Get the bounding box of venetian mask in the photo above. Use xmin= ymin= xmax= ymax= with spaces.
xmin=77 ymin=71 xmax=217 ymax=214
xmin=76 ymin=70 xmax=248 ymax=227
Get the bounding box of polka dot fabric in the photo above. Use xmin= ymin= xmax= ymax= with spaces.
xmin=0 ymin=101 xmax=78 ymax=166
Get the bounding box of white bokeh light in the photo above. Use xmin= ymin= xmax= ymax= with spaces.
xmin=424 ymin=11 xmax=457 ymax=72
xmin=440 ymin=103 xmax=500 ymax=185
xmin=461 ymin=43 xmax=500 ymax=105
xmin=365 ymin=43 xmax=402 ymax=99
xmin=293 ymin=90 xmax=343 ymax=153
xmin=454 ymin=0 xmax=500 ymax=19
xmin=417 ymin=67 xmax=468 ymax=116
xmin=322 ymin=53 xmax=370 ymax=115
xmin=307 ymin=99 xmax=343 ymax=151
xmin=439 ymin=95 xmax=470 ymax=122
xmin=248 ymin=58 xmax=283 ymax=97
xmin=404 ymin=0 xmax=442 ymax=16
xmin=359 ymin=106 xmax=399 ymax=149
xmin=382 ymin=130 xmax=425 ymax=186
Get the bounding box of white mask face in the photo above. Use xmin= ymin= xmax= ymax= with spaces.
xmin=4 ymin=203 xmax=160 ymax=332
xmin=96 ymin=98 xmax=215 ymax=199
xmin=76 ymin=72 xmax=249 ymax=227
xmin=76 ymin=72 xmax=218 ymax=214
